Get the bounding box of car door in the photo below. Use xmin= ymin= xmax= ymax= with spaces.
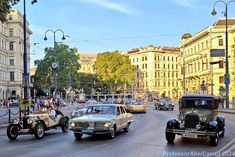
xmin=120 ymin=106 xmax=129 ymax=128
xmin=116 ymin=106 xmax=124 ymax=131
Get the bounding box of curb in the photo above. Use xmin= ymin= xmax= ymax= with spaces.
xmin=219 ymin=110 xmax=235 ymax=114
xmin=0 ymin=124 xmax=8 ymax=129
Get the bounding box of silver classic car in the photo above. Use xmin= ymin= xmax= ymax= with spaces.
xmin=70 ymin=104 xmax=133 ymax=140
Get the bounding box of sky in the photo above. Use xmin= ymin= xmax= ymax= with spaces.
xmin=13 ymin=0 xmax=235 ymax=66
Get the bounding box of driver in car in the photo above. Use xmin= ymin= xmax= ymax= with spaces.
xmin=47 ymin=106 xmax=56 ymax=120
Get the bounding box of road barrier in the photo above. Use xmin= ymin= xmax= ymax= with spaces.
xmin=0 ymin=108 xmax=20 ymax=123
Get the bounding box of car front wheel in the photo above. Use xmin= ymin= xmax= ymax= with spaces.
xmin=34 ymin=123 xmax=45 ymax=140
xmin=7 ymin=124 xmax=19 ymax=140
xmin=74 ymin=133 xmax=83 ymax=140
xmin=165 ymin=131 xmax=175 ymax=144
xmin=210 ymin=133 xmax=219 ymax=146
xmin=219 ymin=128 xmax=225 ymax=137
xmin=108 ymin=126 xmax=116 ymax=139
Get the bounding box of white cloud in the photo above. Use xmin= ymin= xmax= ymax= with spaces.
xmin=75 ymin=0 xmax=138 ymax=15
xmin=170 ymin=0 xmax=197 ymax=8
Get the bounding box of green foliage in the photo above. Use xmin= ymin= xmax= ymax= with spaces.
xmin=0 ymin=0 xmax=20 ymax=22
xmin=78 ymin=73 xmax=98 ymax=94
xmin=93 ymin=51 xmax=135 ymax=91
xmin=34 ymin=44 xmax=80 ymax=92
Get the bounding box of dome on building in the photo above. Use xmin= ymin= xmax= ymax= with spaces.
xmin=181 ymin=33 xmax=192 ymax=40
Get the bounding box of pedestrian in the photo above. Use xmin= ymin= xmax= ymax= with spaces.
xmin=220 ymin=94 xmax=224 ymax=109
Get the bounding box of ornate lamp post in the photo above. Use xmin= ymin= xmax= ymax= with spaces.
xmin=44 ymin=29 xmax=66 ymax=97
xmin=211 ymin=0 xmax=235 ymax=108
xmin=22 ymin=0 xmax=37 ymax=114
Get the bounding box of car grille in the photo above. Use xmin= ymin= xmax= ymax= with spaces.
xmin=74 ymin=122 xmax=105 ymax=129
xmin=23 ymin=117 xmax=30 ymax=129
xmin=184 ymin=113 xmax=199 ymax=128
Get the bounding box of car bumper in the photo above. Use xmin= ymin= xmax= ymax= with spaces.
xmin=70 ymin=128 xmax=112 ymax=135
xmin=166 ymin=128 xmax=217 ymax=136
xmin=130 ymin=108 xmax=146 ymax=113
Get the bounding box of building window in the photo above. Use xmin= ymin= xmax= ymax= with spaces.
xmin=8 ymin=15 xmax=13 ymax=20
xmin=10 ymin=71 xmax=14 ymax=81
xmin=142 ymin=57 xmax=144 ymax=61
xmin=9 ymin=28 xmax=13 ymax=37
xmin=219 ymin=76 xmax=224 ymax=84
xmin=155 ymin=72 xmax=157 ymax=77
xmin=145 ymin=56 xmax=147 ymax=61
xmin=132 ymin=58 xmax=135 ymax=63
xmin=145 ymin=64 xmax=147 ymax=68
xmin=168 ymin=56 xmax=170 ymax=61
xmin=172 ymin=65 xmax=174 ymax=69
xmin=9 ymin=42 xmax=14 ymax=50
xmin=145 ymin=72 xmax=148 ymax=78
xmin=154 ymin=55 xmax=156 ymax=61
xmin=206 ymin=40 xmax=208 ymax=48
xmin=155 ymin=64 xmax=157 ymax=69
xmin=163 ymin=56 xmax=165 ymax=61
xmin=218 ymin=39 xmax=223 ymax=46
xmin=10 ymin=59 xmax=14 ymax=66
xmin=163 ymin=64 xmax=165 ymax=69
xmin=158 ymin=56 xmax=160 ymax=61
xmin=137 ymin=58 xmax=139 ymax=62
xmin=172 ymin=57 xmax=174 ymax=62
xmin=168 ymin=64 xmax=170 ymax=69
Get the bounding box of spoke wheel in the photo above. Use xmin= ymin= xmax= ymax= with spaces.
xmin=7 ymin=124 xmax=19 ymax=140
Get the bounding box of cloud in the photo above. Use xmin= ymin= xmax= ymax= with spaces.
xmin=170 ymin=0 xmax=197 ymax=8
xmin=75 ymin=0 xmax=138 ymax=15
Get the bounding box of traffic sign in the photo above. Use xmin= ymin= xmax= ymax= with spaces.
xmin=210 ymin=49 xmax=225 ymax=57
xmin=224 ymin=74 xmax=230 ymax=84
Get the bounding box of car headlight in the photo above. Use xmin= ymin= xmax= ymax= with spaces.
xmin=70 ymin=122 xmax=75 ymax=128
xmin=103 ymin=122 xmax=111 ymax=128
xmin=178 ymin=114 xmax=184 ymax=121
xmin=13 ymin=118 xmax=19 ymax=124
xmin=27 ymin=118 xmax=33 ymax=124
xmin=200 ymin=116 xmax=207 ymax=122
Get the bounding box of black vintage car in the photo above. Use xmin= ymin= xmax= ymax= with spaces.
xmin=165 ymin=94 xmax=225 ymax=146
xmin=154 ymin=97 xmax=174 ymax=110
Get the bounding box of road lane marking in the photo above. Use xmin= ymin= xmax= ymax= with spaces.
xmin=61 ymin=143 xmax=108 ymax=157
xmin=0 ymin=138 xmax=57 ymax=152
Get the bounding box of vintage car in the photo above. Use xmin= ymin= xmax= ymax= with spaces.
xmin=165 ymin=94 xmax=225 ymax=146
xmin=129 ymin=100 xmax=146 ymax=113
xmin=7 ymin=110 xmax=69 ymax=140
xmin=70 ymin=104 xmax=133 ymax=140
xmin=154 ymin=97 xmax=174 ymax=110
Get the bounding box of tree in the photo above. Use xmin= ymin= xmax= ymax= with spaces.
xmin=93 ymin=51 xmax=135 ymax=92
xmin=0 ymin=0 xmax=20 ymax=22
xmin=34 ymin=44 xmax=80 ymax=94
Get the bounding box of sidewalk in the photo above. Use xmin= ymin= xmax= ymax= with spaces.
xmin=219 ymin=108 xmax=235 ymax=114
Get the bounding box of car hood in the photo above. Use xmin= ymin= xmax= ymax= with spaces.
xmin=181 ymin=108 xmax=214 ymax=121
xmin=70 ymin=114 xmax=116 ymax=122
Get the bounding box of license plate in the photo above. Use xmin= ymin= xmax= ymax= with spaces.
xmin=82 ymin=129 xmax=94 ymax=133
xmin=183 ymin=131 xmax=197 ymax=138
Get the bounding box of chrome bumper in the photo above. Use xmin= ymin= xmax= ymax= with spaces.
xmin=166 ymin=128 xmax=217 ymax=136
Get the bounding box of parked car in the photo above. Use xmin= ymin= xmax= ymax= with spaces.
xmin=165 ymin=94 xmax=225 ymax=146
xmin=70 ymin=103 xmax=133 ymax=140
xmin=154 ymin=97 xmax=174 ymax=110
xmin=11 ymin=99 xmax=19 ymax=107
xmin=7 ymin=110 xmax=69 ymax=140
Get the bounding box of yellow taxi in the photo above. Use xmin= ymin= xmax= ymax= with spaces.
xmin=129 ymin=99 xmax=147 ymax=113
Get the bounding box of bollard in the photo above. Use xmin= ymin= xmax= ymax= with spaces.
xmin=19 ymin=108 xmax=21 ymax=121
xmin=8 ymin=108 xmax=11 ymax=123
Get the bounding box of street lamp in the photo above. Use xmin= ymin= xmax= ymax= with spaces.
xmin=44 ymin=29 xmax=66 ymax=97
xmin=211 ymin=0 xmax=235 ymax=108
xmin=22 ymin=0 xmax=37 ymax=112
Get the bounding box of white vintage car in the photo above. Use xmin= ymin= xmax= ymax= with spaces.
xmin=7 ymin=110 xmax=69 ymax=140
xmin=70 ymin=104 xmax=133 ymax=140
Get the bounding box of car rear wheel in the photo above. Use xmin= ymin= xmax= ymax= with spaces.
xmin=124 ymin=123 xmax=130 ymax=132
xmin=61 ymin=119 xmax=69 ymax=133
xmin=210 ymin=133 xmax=219 ymax=146
xmin=7 ymin=124 xmax=19 ymax=140
xmin=74 ymin=133 xmax=83 ymax=140
xmin=220 ymin=128 xmax=225 ymax=137
xmin=34 ymin=123 xmax=45 ymax=140
xmin=165 ymin=132 xmax=175 ymax=144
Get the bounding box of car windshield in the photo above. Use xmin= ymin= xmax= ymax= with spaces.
xmin=86 ymin=105 xmax=116 ymax=115
xmin=180 ymin=99 xmax=214 ymax=109
xmin=159 ymin=98 xmax=169 ymax=103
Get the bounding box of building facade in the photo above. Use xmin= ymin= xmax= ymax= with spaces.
xmin=180 ymin=18 xmax=235 ymax=103
xmin=0 ymin=9 xmax=32 ymax=101
xmin=127 ymin=45 xmax=181 ymax=99
xmin=78 ymin=53 xmax=97 ymax=74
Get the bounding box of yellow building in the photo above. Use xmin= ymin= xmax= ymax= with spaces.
xmin=180 ymin=18 xmax=235 ymax=103
xmin=78 ymin=53 xmax=97 ymax=74
xmin=127 ymin=45 xmax=181 ymax=99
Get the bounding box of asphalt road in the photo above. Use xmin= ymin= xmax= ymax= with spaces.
xmin=0 ymin=103 xmax=235 ymax=157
